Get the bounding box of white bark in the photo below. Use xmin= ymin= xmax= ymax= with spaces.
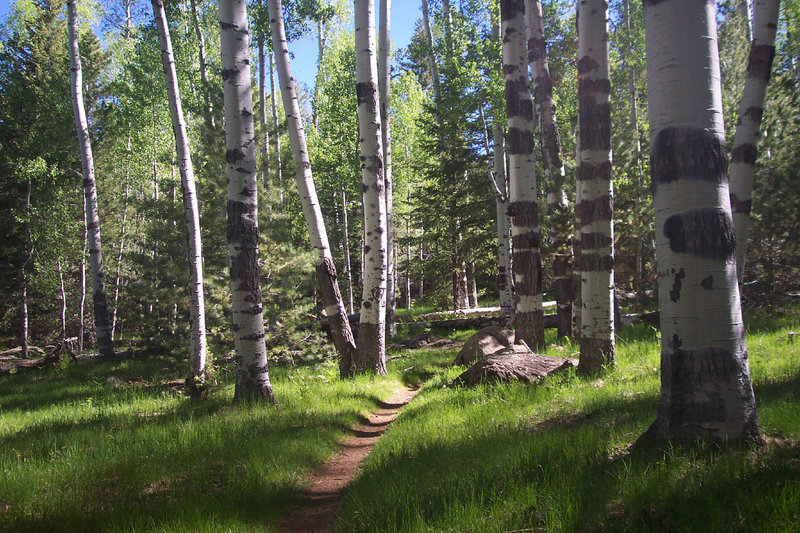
xmin=729 ymin=0 xmax=780 ymax=283
xmin=379 ymin=0 xmax=395 ymax=338
xmin=220 ymin=0 xmax=273 ymax=402
xmin=500 ymin=0 xmax=544 ymax=349
xmin=269 ymin=50 xmax=284 ymax=208
xmin=153 ymin=0 xmax=209 ymax=390
xmin=79 ymin=192 xmax=87 ymax=354
xmin=68 ymin=0 xmax=114 ymax=358
xmin=258 ymin=28 xmax=271 ymax=190
xmin=268 ymin=0 xmax=357 ymax=375
xmin=354 ymin=0 xmax=387 ymax=374
xmin=57 ymin=258 xmax=66 ymax=344
xmin=577 ymin=0 xmax=615 ymax=372
xmin=420 ymin=0 xmax=441 ymax=101
xmin=341 ymin=188 xmax=355 ymax=314
xmin=190 ymin=0 xmax=215 ymax=128
xmin=642 ymin=0 xmax=760 ymax=444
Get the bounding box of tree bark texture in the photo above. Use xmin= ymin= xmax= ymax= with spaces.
xmin=577 ymin=0 xmax=615 ymax=373
xmin=341 ymin=188 xmax=355 ymax=314
xmin=79 ymin=192 xmax=87 ymax=353
xmin=729 ymin=0 xmax=779 ymax=283
xmin=258 ymin=31 xmax=271 ymax=190
xmin=20 ymin=178 xmax=32 ymax=359
xmin=500 ymin=0 xmax=544 ymax=349
xmin=641 ymin=0 xmax=760 ymax=444
xmin=68 ymin=0 xmax=115 ymax=359
xmin=354 ymin=0 xmax=388 ymax=375
xmin=269 ymin=50 xmax=284 ymax=208
xmin=268 ymin=0 xmax=357 ymax=376
xmin=190 ymin=0 xmax=215 ymax=129
xmin=379 ymin=0 xmax=396 ymax=339
xmin=420 ymin=0 xmax=442 ymax=102
xmin=220 ymin=0 xmax=274 ymax=402
xmin=153 ymin=0 xmax=209 ymax=390
xmin=527 ymin=0 xmax=573 ymax=337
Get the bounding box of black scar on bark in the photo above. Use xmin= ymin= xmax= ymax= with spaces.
xmin=663 ymin=208 xmax=736 ymax=261
xmin=500 ymin=0 xmax=524 ymax=21
xmin=577 ymin=55 xmax=600 ymax=75
xmin=730 ymin=193 xmax=752 ymax=215
xmin=669 ymin=267 xmax=685 ymax=302
xmin=579 ymin=253 xmax=613 ymax=272
xmin=512 ymin=250 xmax=543 ymax=294
xmin=731 ymin=143 xmax=757 ymax=166
xmin=701 ymin=275 xmax=714 ymax=290
xmin=504 ymin=78 xmax=534 ymax=121
xmin=221 ymin=68 xmax=236 ymax=81
xmin=747 ymin=44 xmax=776 ymax=83
xmin=528 ymin=37 xmax=546 ymax=63
xmin=219 ymin=22 xmax=235 ymax=30
xmin=356 ymin=82 xmax=377 ymax=108
xmin=742 ymin=106 xmax=763 ymax=122
xmin=507 ymin=200 xmax=539 ymax=227
xmin=581 ymin=232 xmax=613 ymax=249
xmin=506 ymin=127 xmax=535 ymax=155
xmin=651 ymin=126 xmax=728 ymax=191
xmin=670 ymin=334 xmax=682 ymax=350
xmin=576 ymin=195 xmax=613 ymax=225
xmin=576 ymin=161 xmax=612 ymax=182
xmin=577 ymin=102 xmax=611 ymax=150
xmin=363 ymin=301 xmax=372 ymax=308
xmin=512 ymin=230 xmax=541 ymax=250
xmin=226 ymin=148 xmax=246 ymax=164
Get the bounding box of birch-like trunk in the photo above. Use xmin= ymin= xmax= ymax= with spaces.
xmin=641 ymin=0 xmax=760 ymax=444
xmin=379 ymin=0 xmax=395 ymax=338
xmin=153 ymin=0 xmax=209 ymax=392
xmin=527 ymin=0 xmax=572 ymax=337
xmin=20 ymin=178 xmax=32 ymax=359
xmin=268 ymin=0 xmax=357 ymax=375
xmin=354 ymin=0 xmax=387 ymax=374
xmin=110 ymin=137 xmax=129 ymax=341
xmin=420 ymin=0 xmax=441 ymax=101
xmin=500 ymin=0 xmax=544 ymax=349
xmin=57 ymin=258 xmax=67 ymax=344
xmin=79 ymin=192 xmax=87 ymax=354
xmin=341 ymin=188 xmax=355 ymax=314
xmin=577 ymin=0 xmax=615 ymax=372
xmin=258 ymin=31 xmax=271 ymax=190
xmin=190 ymin=0 xmax=215 ymax=129
xmin=220 ymin=0 xmax=273 ymax=402
xmin=729 ymin=0 xmax=780 ymax=283
xmin=269 ymin=50 xmax=284 ymax=208
xmin=68 ymin=0 xmax=114 ymax=359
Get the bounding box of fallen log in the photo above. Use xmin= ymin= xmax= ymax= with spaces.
xmin=0 ymin=353 xmax=61 ymax=376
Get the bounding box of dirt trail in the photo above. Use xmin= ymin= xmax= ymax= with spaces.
xmin=280 ymin=385 xmax=420 ymax=533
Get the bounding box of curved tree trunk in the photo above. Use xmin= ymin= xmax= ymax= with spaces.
xmin=379 ymin=0 xmax=395 ymax=339
xmin=577 ymin=0 xmax=615 ymax=373
xmin=527 ymin=0 xmax=572 ymax=338
xmin=729 ymin=0 xmax=780 ymax=284
xmin=153 ymin=0 xmax=209 ymax=393
xmin=219 ymin=0 xmax=273 ymax=402
xmin=354 ymin=0 xmax=387 ymax=375
xmin=500 ymin=0 xmax=544 ymax=350
xmin=640 ymin=0 xmax=760 ymax=444
xmin=68 ymin=0 xmax=115 ymax=359
xmin=268 ymin=0 xmax=357 ymax=376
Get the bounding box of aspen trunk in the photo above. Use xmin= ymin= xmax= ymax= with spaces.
xmin=577 ymin=0 xmax=615 ymax=372
xmin=341 ymin=188 xmax=355 ymax=315
xmin=500 ymin=0 xmax=544 ymax=349
xmin=258 ymin=30 xmax=271 ymax=190
xmin=57 ymin=258 xmax=67 ymax=344
xmin=420 ymin=0 xmax=441 ymax=101
xmin=220 ymin=0 xmax=273 ymax=402
xmin=269 ymin=51 xmax=284 ymax=208
xmin=153 ymin=0 xmax=209 ymax=392
xmin=189 ymin=0 xmax=215 ymax=129
xmin=729 ymin=0 xmax=780 ymax=284
xmin=79 ymin=192 xmax=87 ymax=354
xmin=354 ymin=0 xmax=387 ymax=374
xmin=379 ymin=0 xmax=395 ymax=338
xmin=268 ymin=0 xmax=357 ymax=376
xmin=20 ymin=178 xmax=32 ymax=359
xmin=68 ymin=0 xmax=114 ymax=359
xmin=110 ymin=136 xmax=129 ymax=341
xmin=641 ymin=0 xmax=760 ymax=444
xmin=527 ymin=0 xmax=572 ymax=337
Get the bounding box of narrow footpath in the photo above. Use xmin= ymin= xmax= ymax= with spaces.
xmin=281 ymin=385 xmax=420 ymax=533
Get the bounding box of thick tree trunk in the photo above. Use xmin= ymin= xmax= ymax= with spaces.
xmin=269 ymin=51 xmax=284 ymax=209
xmin=527 ymin=0 xmax=572 ymax=338
xmin=189 ymin=0 xmax=215 ymax=129
xmin=153 ymin=0 xmax=209 ymax=392
xmin=577 ymin=0 xmax=615 ymax=373
xmin=379 ymin=0 xmax=395 ymax=339
xmin=640 ymin=0 xmax=760 ymax=444
xmin=354 ymin=0 xmax=388 ymax=374
xmin=220 ymin=0 xmax=274 ymax=402
xmin=268 ymin=0 xmax=357 ymax=376
xmin=729 ymin=0 xmax=779 ymax=284
xmin=258 ymin=31 xmax=271 ymax=190
xmin=68 ymin=0 xmax=115 ymax=359
xmin=500 ymin=0 xmax=544 ymax=350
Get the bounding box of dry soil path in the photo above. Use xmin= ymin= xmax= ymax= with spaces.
xmin=280 ymin=385 xmax=420 ymax=533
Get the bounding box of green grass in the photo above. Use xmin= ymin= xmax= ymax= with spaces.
xmin=2 ymin=306 xmax=799 ymax=532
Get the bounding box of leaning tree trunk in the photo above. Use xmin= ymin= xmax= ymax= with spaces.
xmin=640 ymin=0 xmax=760 ymax=444
xmin=269 ymin=50 xmax=284 ymax=208
xmin=189 ymin=0 xmax=215 ymax=129
xmin=354 ymin=0 xmax=388 ymax=375
xmin=153 ymin=0 xmax=209 ymax=393
xmin=379 ymin=0 xmax=395 ymax=339
xmin=500 ymin=0 xmax=544 ymax=350
xmin=68 ymin=0 xmax=114 ymax=359
xmin=219 ymin=0 xmax=273 ymax=402
xmin=268 ymin=0 xmax=357 ymax=376
xmin=729 ymin=0 xmax=780 ymax=284
xmin=527 ymin=0 xmax=572 ymax=338
xmin=577 ymin=0 xmax=615 ymax=373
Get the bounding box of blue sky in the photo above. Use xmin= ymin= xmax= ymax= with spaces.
xmin=0 ymin=0 xmax=421 ymax=90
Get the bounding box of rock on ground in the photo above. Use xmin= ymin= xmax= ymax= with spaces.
xmin=453 ymin=326 xmax=515 ymax=366
xmin=453 ymin=344 xmax=577 ymax=386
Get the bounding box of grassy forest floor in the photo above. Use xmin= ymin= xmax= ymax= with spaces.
xmin=1 ymin=305 xmax=799 ymax=532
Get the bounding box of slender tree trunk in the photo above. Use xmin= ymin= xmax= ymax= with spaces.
xmin=57 ymin=258 xmax=67 ymax=345
xmin=111 ymin=139 xmax=129 ymax=341
xmin=640 ymin=0 xmax=760 ymax=444
xmin=467 ymin=263 xmax=478 ymax=308
xmin=406 ymin=201 xmax=412 ymax=310
xmin=577 ymin=0 xmax=615 ymax=372
xmin=20 ymin=178 xmax=32 ymax=359
xmin=220 ymin=0 xmax=273 ymax=402
xmin=258 ymin=31 xmax=271 ymax=191
xmin=527 ymin=0 xmax=572 ymax=337
xmin=190 ymin=0 xmax=215 ymax=129
xmin=341 ymin=188 xmax=355 ymax=315
xmin=269 ymin=50 xmax=284 ymax=209
xmin=79 ymin=192 xmax=87 ymax=353
xmin=379 ymin=0 xmax=395 ymax=338
xmin=68 ymin=0 xmax=114 ymax=358
xmin=729 ymin=0 xmax=779 ymax=284
xmin=420 ymin=0 xmax=441 ymax=102
xmin=500 ymin=0 xmax=544 ymax=350
xmin=268 ymin=0 xmax=357 ymax=376
xmin=741 ymin=0 xmax=753 ymax=43
xmin=153 ymin=0 xmax=209 ymax=393
xmin=354 ymin=0 xmax=387 ymax=374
